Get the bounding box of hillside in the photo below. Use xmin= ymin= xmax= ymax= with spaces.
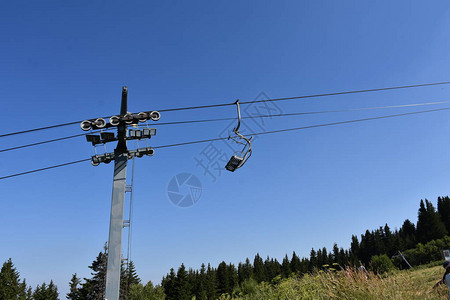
xmin=227 ymin=265 xmax=447 ymax=300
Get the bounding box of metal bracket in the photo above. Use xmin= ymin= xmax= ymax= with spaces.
xmin=123 ymin=220 xmax=130 ymax=228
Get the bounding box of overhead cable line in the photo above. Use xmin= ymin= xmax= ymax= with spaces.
xmin=250 ymin=106 xmax=450 ymax=137
xmin=2 ymin=80 xmax=450 ymax=138
xmin=3 ymin=100 xmax=450 ymax=153
xmin=0 ymin=117 xmax=120 ymax=138
xmin=2 ymin=101 xmax=450 ymax=153
xmin=1 ymin=105 xmax=449 ymax=180
xmin=153 ymin=106 xmax=450 ymax=149
xmin=239 ymin=81 xmax=450 ymax=106
xmin=0 ymin=158 xmax=91 ymax=180
xmin=0 ymin=133 xmax=86 ymax=153
xmin=0 ymin=121 xmax=81 ymax=138
xmin=151 ymin=100 xmax=450 ymax=126
xmin=0 ymin=128 xmax=115 ymax=153
xmin=158 ymin=80 xmax=450 ymax=112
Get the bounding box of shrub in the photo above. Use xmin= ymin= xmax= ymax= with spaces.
xmin=371 ymin=254 xmax=396 ymax=274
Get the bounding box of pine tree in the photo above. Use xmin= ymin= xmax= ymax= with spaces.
xmin=195 ymin=264 xmax=207 ymax=300
xmin=69 ymin=244 xmax=135 ymax=299
xmin=309 ymin=249 xmax=317 ymax=271
xmin=281 ymin=254 xmax=291 ymax=278
xmin=120 ymin=264 xmax=128 ymax=300
xmin=67 ymin=273 xmax=81 ymax=300
xmin=237 ymin=258 xmax=253 ymax=285
xmin=337 ymin=248 xmax=348 ymax=267
xmin=120 ymin=260 xmax=141 ymax=300
xmin=350 ymin=235 xmax=360 ymax=264
xmin=359 ymin=230 xmax=375 ymax=265
xmin=316 ymin=249 xmax=323 ymax=268
xmin=228 ymin=263 xmax=238 ymax=293
xmin=79 ymin=247 xmax=107 ymax=299
xmin=47 ymin=281 xmax=59 ymax=300
xmin=25 ymin=285 xmax=33 ymax=300
xmin=416 ymin=199 xmax=447 ymax=244
xmin=383 ymin=224 xmax=395 ymax=256
xmin=0 ymin=258 xmax=25 ymax=299
xmin=253 ymin=254 xmax=265 ymax=283
xmin=332 ymin=243 xmax=340 ymax=264
xmin=205 ymin=264 xmax=217 ymax=300
xmin=174 ymin=264 xmax=190 ymax=300
xmin=216 ymin=261 xmax=230 ymax=296
xmin=373 ymin=228 xmax=385 ymax=255
xmin=19 ymin=279 xmax=32 ymax=300
xmin=187 ymin=268 xmax=197 ymax=299
xmin=317 ymin=247 xmax=329 ymax=267
xmin=290 ymin=251 xmax=301 ymax=273
xmin=161 ymin=268 xmax=176 ymax=300
xmin=399 ymin=219 xmax=416 ymax=250
xmin=33 ymin=281 xmax=58 ymax=300
xmin=438 ymin=196 xmax=450 ymax=232
xmin=271 ymin=259 xmax=281 ymax=279
xmin=299 ymin=258 xmax=309 ymax=274
xmin=33 ymin=283 xmax=46 ymax=300
xmin=263 ymin=257 xmax=274 ymax=282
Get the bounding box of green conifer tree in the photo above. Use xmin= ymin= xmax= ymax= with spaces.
xmin=281 ymin=255 xmax=291 ymax=278
xmin=399 ymin=219 xmax=416 ymax=250
xmin=186 ymin=268 xmax=197 ymax=299
xmin=309 ymin=249 xmax=317 ymax=271
xmin=359 ymin=230 xmax=375 ymax=265
xmin=25 ymin=285 xmax=33 ymax=300
xmin=47 ymin=281 xmax=59 ymax=300
xmin=79 ymin=247 xmax=107 ymax=299
xmin=253 ymin=254 xmax=265 ymax=283
xmin=373 ymin=228 xmax=385 ymax=255
xmin=227 ymin=263 xmax=238 ymax=294
xmin=19 ymin=279 xmax=32 ymax=300
xmin=438 ymin=196 xmax=450 ymax=233
xmin=195 ymin=263 xmax=207 ymax=300
xmin=0 ymin=258 xmax=25 ymax=299
xmin=263 ymin=257 xmax=273 ymax=282
xmin=318 ymin=247 xmax=329 ymax=267
xmin=383 ymin=224 xmax=395 ymax=256
xmin=299 ymin=258 xmax=309 ymax=274
xmin=216 ymin=261 xmax=230 ymax=296
xmin=205 ymin=264 xmax=217 ymax=300
xmin=290 ymin=252 xmax=301 ymax=274
xmin=242 ymin=258 xmax=253 ymax=282
xmin=120 ymin=260 xmax=141 ymax=300
xmin=32 ymin=283 xmax=46 ymax=300
xmin=417 ymin=199 xmax=447 ymax=243
xmin=337 ymin=248 xmax=348 ymax=267
xmin=67 ymin=273 xmax=81 ymax=300
xmin=174 ymin=264 xmax=190 ymax=300
xmin=161 ymin=268 xmax=176 ymax=300
xmin=350 ymin=235 xmax=360 ymax=264
xmin=33 ymin=281 xmax=58 ymax=300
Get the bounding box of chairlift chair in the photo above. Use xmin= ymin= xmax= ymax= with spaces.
xmin=225 ymin=100 xmax=253 ymax=172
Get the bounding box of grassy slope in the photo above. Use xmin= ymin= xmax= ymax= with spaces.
xmin=229 ymin=266 xmax=449 ymax=300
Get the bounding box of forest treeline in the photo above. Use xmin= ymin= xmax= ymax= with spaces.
xmin=158 ymin=197 xmax=450 ymax=299
xmin=0 ymin=258 xmax=58 ymax=299
xmin=2 ymin=196 xmax=450 ymax=299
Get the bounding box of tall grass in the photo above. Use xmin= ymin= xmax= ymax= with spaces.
xmin=229 ymin=266 xmax=448 ymax=300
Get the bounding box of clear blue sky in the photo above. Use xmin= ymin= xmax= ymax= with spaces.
xmin=2 ymin=0 xmax=450 ymax=296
